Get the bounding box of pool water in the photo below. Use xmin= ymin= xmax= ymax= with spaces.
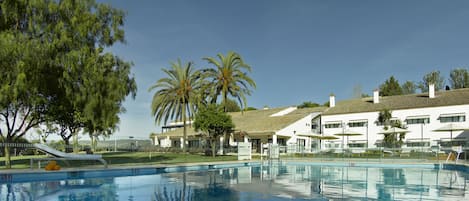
xmin=1 ymin=163 xmax=468 ymax=201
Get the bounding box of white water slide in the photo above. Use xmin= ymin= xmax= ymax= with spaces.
xmin=32 ymin=143 xmax=107 ymax=168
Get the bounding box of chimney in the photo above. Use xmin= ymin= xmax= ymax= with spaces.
xmin=429 ymin=83 xmax=435 ymax=98
xmin=373 ymin=89 xmax=379 ymax=104
xmin=329 ymin=95 xmax=335 ymax=108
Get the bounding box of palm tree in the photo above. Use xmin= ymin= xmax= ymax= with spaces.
xmin=149 ymin=60 xmax=203 ymax=153
xmin=203 ymin=51 xmax=256 ymax=112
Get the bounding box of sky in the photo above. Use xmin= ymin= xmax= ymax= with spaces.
xmin=98 ymin=0 xmax=469 ymax=140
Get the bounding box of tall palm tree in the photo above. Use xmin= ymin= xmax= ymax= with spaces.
xmin=203 ymin=51 xmax=256 ymax=112
xmin=149 ymin=60 xmax=203 ymax=153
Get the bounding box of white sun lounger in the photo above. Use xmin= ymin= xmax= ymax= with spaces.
xmin=31 ymin=143 xmax=107 ymax=169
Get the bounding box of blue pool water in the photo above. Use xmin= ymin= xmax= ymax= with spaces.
xmin=0 ymin=162 xmax=468 ymax=201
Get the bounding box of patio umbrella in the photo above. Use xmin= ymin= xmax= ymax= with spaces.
xmin=334 ymin=129 xmax=363 ymax=149
xmin=318 ymin=135 xmax=339 ymax=140
xmin=433 ymin=123 xmax=469 ymax=146
xmin=377 ymin=127 xmax=410 ymax=135
xmin=296 ymin=133 xmax=322 ymax=138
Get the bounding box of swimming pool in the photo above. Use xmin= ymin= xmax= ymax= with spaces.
xmin=1 ymin=162 xmax=468 ymax=201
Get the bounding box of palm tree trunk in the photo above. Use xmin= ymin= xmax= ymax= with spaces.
xmin=223 ymin=91 xmax=228 ymax=112
xmin=182 ymin=104 xmax=187 ymax=154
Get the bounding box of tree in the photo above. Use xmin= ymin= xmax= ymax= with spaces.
xmin=401 ymin=81 xmax=417 ymax=95
xmin=377 ymin=108 xmax=393 ymax=129
xmin=149 ymin=60 xmax=204 ymax=153
xmin=193 ymin=104 xmax=234 ymax=157
xmin=419 ymin=70 xmax=445 ymax=92
xmin=379 ymin=76 xmax=403 ymax=96
xmin=376 ymin=109 xmax=406 ymax=148
xmin=203 ymin=51 xmax=256 ymax=112
xmin=0 ymin=0 xmax=136 ymax=168
xmin=298 ymin=101 xmax=320 ymax=108
xmin=223 ymin=99 xmax=241 ymax=112
xmin=449 ymin=68 xmax=469 ymax=89
xmin=244 ymin=107 xmax=257 ymax=111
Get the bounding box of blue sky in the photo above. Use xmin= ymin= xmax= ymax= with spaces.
xmin=101 ymin=0 xmax=469 ymax=139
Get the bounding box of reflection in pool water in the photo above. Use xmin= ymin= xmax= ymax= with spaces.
xmin=1 ymin=163 xmax=468 ymax=201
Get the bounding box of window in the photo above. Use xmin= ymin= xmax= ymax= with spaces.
xmin=348 ymin=143 xmax=366 ymax=148
xmin=405 ymin=115 xmax=430 ymax=125
xmin=406 ymin=142 xmax=430 ymax=147
xmin=311 ymin=122 xmax=318 ymax=130
xmin=325 ymin=123 xmax=342 ymax=128
xmin=439 ymin=113 xmax=466 ymax=123
xmin=406 ymin=118 xmax=430 ymax=124
xmin=348 ymin=120 xmax=367 ymax=127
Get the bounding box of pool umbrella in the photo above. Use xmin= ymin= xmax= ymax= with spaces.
xmin=334 ymin=129 xmax=363 ymax=149
xmin=377 ymin=127 xmax=410 ymax=135
xmin=296 ymin=133 xmax=322 ymax=138
xmin=318 ymin=135 xmax=339 ymax=140
xmin=433 ymin=124 xmax=469 ymax=146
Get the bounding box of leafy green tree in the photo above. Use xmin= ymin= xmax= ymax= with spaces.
xmin=193 ymin=104 xmax=234 ymax=157
xmin=224 ymin=99 xmax=241 ymax=112
xmin=203 ymin=51 xmax=256 ymax=112
xmin=376 ymin=109 xmax=406 ymax=148
xmin=323 ymin=101 xmax=330 ymax=107
xmin=418 ymin=70 xmax=445 ymax=92
xmin=298 ymin=101 xmax=320 ymax=108
xmin=379 ymin=76 xmax=403 ymax=96
xmin=244 ymin=107 xmax=257 ymax=111
xmin=149 ymin=60 xmax=204 ymax=153
xmin=449 ymin=68 xmax=469 ymax=89
xmin=0 ymin=0 xmax=136 ymax=167
xmin=401 ymin=81 xmax=417 ymax=95
xmin=377 ymin=108 xmax=393 ymax=129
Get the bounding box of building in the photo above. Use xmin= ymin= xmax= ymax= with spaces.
xmin=150 ymin=106 xmax=325 ymax=153
xmin=151 ymin=85 xmax=469 ymax=153
xmin=320 ymin=85 xmax=469 ymax=151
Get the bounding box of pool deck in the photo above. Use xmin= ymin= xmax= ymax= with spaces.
xmin=1 ymin=158 xmax=468 ymax=174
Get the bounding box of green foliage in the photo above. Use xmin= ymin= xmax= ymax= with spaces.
xmin=0 ymin=0 xmax=136 ymax=167
xmin=149 ymin=60 xmax=204 ymax=153
xmin=419 ymin=70 xmax=445 ymax=92
xmin=323 ymin=101 xmax=330 ymax=107
xmin=298 ymin=101 xmax=320 ymax=108
xmin=401 ymin=81 xmax=417 ymax=95
xmin=223 ymin=99 xmax=241 ymax=112
xmin=203 ymin=51 xmax=256 ymax=112
xmin=377 ymin=109 xmax=406 ymax=148
xmin=379 ymin=76 xmax=403 ymax=96
xmin=193 ymin=104 xmax=234 ymax=157
xmin=244 ymin=107 xmax=257 ymax=111
xmin=377 ymin=108 xmax=392 ymax=129
xmin=449 ymin=68 xmax=469 ymax=89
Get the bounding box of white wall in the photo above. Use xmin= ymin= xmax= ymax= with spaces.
xmin=322 ymin=105 xmax=469 ymax=149
xmin=276 ymin=112 xmax=321 ymax=151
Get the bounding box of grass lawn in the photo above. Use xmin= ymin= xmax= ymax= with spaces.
xmin=0 ymin=152 xmax=238 ymax=170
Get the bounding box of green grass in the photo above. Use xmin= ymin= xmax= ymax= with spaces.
xmin=0 ymin=152 xmax=238 ymax=170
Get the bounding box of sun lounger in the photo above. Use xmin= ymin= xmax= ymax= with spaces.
xmin=31 ymin=144 xmax=107 ymax=169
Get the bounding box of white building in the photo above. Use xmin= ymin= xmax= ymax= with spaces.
xmin=151 ymin=86 xmax=469 ymax=153
xmin=320 ymin=85 xmax=469 ymax=150
xmin=150 ymin=107 xmax=325 ymax=153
